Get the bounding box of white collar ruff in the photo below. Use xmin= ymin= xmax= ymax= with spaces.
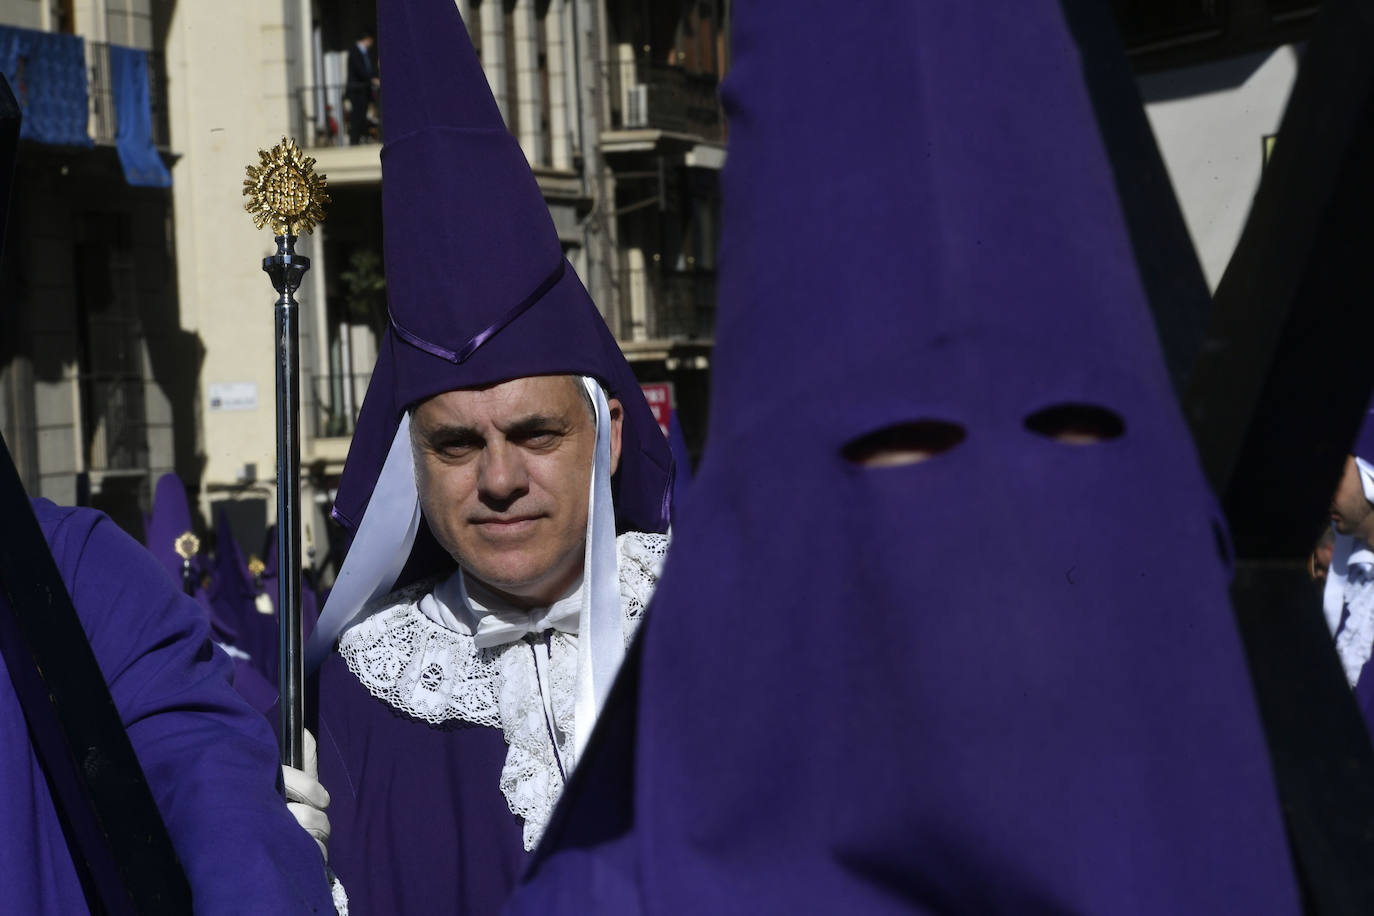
xmin=336 ymin=530 xmax=667 ymax=850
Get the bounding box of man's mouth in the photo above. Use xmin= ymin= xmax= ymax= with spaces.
xmin=472 ymin=515 xmax=541 ymax=528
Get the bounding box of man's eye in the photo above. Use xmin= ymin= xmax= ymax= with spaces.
xmin=522 ymin=431 xmax=557 ymax=447
xmin=434 ymin=438 xmax=480 ymax=458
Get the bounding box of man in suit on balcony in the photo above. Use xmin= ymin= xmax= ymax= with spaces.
xmin=346 ymin=30 xmax=377 ymax=145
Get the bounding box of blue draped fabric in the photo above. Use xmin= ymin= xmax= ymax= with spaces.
xmin=109 ymin=45 xmax=170 ymax=188
xmin=0 ymin=26 xmax=91 ymax=147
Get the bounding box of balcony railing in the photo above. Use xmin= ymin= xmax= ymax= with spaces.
xmin=619 ymin=267 xmax=716 ymax=342
xmin=82 ymin=375 xmax=149 ymax=471
xmin=311 ymin=372 xmax=371 ymax=439
xmin=86 ymin=42 xmax=169 ymax=148
xmin=604 ymin=61 xmax=724 ymax=142
xmin=295 ymin=83 xmax=381 ymax=149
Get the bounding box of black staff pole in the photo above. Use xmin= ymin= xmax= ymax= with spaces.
xmin=243 ymin=138 xmax=330 ymax=769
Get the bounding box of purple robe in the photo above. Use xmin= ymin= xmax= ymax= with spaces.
xmin=314 ymin=652 xmax=527 ymax=914
xmin=508 ymin=1 xmax=1301 ymax=912
xmin=1 ymin=499 xmax=333 ymax=913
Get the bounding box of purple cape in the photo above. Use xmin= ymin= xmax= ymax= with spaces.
xmin=508 ymin=2 xmax=1301 ymax=913
xmin=1 ymin=500 xmax=332 ymax=913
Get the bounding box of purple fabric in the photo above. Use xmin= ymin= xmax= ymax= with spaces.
xmin=314 ymin=651 xmax=527 ymax=915
xmin=1354 ymin=403 xmax=1374 ymax=464
xmin=667 ymin=412 xmax=691 ymax=514
xmin=208 ymin=506 xmax=275 ymax=679
xmin=261 ymin=524 xmax=322 ymax=635
xmin=509 ymin=2 xmax=1300 ymax=913
xmin=1 ymin=500 xmax=332 ymax=913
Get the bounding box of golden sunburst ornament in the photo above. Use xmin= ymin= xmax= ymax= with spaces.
xmin=243 ymin=137 xmax=330 ymax=237
xmin=174 ymin=531 xmax=200 ymax=560
xmin=247 ymin=556 xmax=267 ymax=578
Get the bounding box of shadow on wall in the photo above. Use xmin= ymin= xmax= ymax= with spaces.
xmin=0 ymin=145 xmax=205 ymax=539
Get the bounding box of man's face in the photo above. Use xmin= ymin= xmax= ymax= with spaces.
xmin=411 ymin=376 xmax=622 ymax=606
xmin=1330 ymin=455 xmax=1372 ymax=536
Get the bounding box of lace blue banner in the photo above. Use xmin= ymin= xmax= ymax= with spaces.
xmin=0 ymin=26 xmax=91 ymax=148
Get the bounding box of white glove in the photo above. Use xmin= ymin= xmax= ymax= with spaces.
xmin=283 ymin=729 xmax=331 ymax=862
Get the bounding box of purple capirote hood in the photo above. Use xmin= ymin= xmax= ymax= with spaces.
xmin=145 ymin=472 xmax=198 ymax=583
xmin=331 ymin=0 xmax=672 ymax=580
xmin=508 ymin=1 xmax=1300 ymax=913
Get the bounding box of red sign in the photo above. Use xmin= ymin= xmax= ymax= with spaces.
xmin=640 ymin=382 xmax=673 ymax=438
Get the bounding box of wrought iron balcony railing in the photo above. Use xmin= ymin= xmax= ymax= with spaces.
xmin=619 ymin=267 xmax=716 ymax=342
xmin=311 ymin=371 xmax=372 ymax=440
xmin=295 ymin=83 xmax=381 ymax=149
xmin=603 ymin=61 xmax=724 ymax=142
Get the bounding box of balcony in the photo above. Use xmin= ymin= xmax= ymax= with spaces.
xmin=619 ymin=267 xmax=716 ymax=343
xmin=311 ymin=371 xmax=371 ymax=440
xmin=86 ymin=42 xmax=169 ymax=149
xmin=294 ymin=82 xmax=381 ymax=150
xmin=603 ymin=61 xmax=724 ymax=144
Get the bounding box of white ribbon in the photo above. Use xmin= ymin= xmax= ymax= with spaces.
xmin=1359 ymin=457 xmax=1374 ymax=504
xmin=575 ymin=376 xmax=624 ymax=761
xmin=305 ymin=414 xmax=422 ymax=674
xmin=1323 ymin=531 xmax=1354 ymax=636
xmin=1335 ymin=547 xmax=1374 ymax=686
xmin=469 ymin=593 xmax=581 ymax=649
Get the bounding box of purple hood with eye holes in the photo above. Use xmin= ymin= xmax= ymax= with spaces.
xmin=506 ymin=1 xmax=1301 ymax=913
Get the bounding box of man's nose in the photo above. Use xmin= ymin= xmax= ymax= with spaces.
xmin=477 ymin=442 xmax=529 ymax=503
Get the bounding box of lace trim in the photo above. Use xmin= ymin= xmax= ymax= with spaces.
xmin=337 ymin=531 xmax=667 ymax=850
xmin=1337 ymin=573 xmax=1374 ymax=686
xmin=329 ymin=871 xmax=349 ymax=916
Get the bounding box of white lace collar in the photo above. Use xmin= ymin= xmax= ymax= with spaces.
xmin=336 ymin=531 xmax=668 ymax=850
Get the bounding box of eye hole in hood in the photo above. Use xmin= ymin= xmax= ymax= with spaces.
xmin=1024 ymin=403 xmax=1125 ymax=445
xmin=842 ymin=420 xmax=966 ymax=468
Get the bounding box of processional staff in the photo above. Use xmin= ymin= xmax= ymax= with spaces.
xmin=174 ymin=531 xmax=199 ymax=596
xmin=242 ymin=138 xmax=330 ymax=768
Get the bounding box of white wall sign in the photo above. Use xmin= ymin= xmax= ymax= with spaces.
xmin=209 ymin=382 xmax=259 ymax=412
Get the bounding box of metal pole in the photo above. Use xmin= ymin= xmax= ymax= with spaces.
xmin=264 ymin=233 xmax=309 ymax=770
xmin=243 ymin=138 xmax=328 ymax=770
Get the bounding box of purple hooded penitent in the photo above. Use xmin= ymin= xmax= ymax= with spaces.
xmin=205 ymin=506 xmax=280 ymax=688
xmin=0 ymin=500 xmax=333 ymax=913
xmin=144 ymin=472 xmax=235 ymax=643
xmin=308 ymin=0 xmax=668 ymax=912
xmin=145 ymin=473 xmax=203 ymax=593
xmin=509 ymin=2 xmax=1301 ymax=913
xmin=332 ymin=0 xmax=672 ymax=578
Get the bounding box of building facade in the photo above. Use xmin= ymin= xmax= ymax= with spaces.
xmin=1 ymin=0 xmax=1320 ymax=567
xmin=0 ymin=0 xmax=727 ymax=570
xmin=0 ymin=0 xmax=178 ymax=535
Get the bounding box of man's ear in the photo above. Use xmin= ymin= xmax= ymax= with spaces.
xmin=607 ymin=398 xmax=624 ymax=475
